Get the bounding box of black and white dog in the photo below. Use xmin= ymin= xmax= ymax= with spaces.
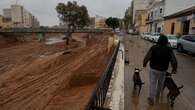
xmin=133 ymin=68 xmax=144 ymax=95
xmin=163 ymin=72 xmax=184 ymax=107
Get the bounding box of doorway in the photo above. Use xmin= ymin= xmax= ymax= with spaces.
xmin=155 ymin=23 xmax=157 ymax=32
xmin=150 ymin=24 xmax=152 ymax=32
xmin=183 ymin=20 xmax=190 ymax=35
xmin=171 ymin=23 xmax=175 ymax=34
xmin=157 ymin=27 xmax=161 ymax=33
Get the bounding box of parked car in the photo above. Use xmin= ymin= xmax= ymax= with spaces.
xmin=115 ymin=28 xmax=120 ymax=33
xmin=141 ymin=32 xmax=149 ymax=39
xmin=140 ymin=32 xmax=145 ymax=38
xmin=166 ymin=34 xmax=178 ymax=48
xmin=142 ymin=32 xmax=151 ymax=40
xmin=127 ymin=29 xmax=133 ymax=34
xmin=148 ymin=33 xmax=153 ymax=41
xmin=131 ymin=31 xmax=139 ymax=35
xmin=177 ymin=35 xmax=195 ymax=53
xmin=149 ymin=33 xmax=160 ymax=42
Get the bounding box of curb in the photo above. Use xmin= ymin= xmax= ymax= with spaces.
xmin=105 ymin=43 xmax=125 ymax=110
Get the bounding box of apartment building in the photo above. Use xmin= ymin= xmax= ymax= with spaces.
xmin=95 ymin=15 xmax=108 ymax=29
xmin=89 ymin=17 xmax=95 ymax=29
xmin=3 ymin=8 xmax=12 ymax=19
xmin=134 ymin=10 xmax=147 ymax=33
xmin=146 ymin=0 xmax=164 ymax=33
xmin=10 ymin=5 xmax=24 ymax=27
xmin=164 ymin=0 xmax=195 ymax=35
xmin=132 ymin=0 xmax=195 ymax=35
xmin=32 ymin=16 xmax=40 ymax=28
xmin=2 ymin=5 xmax=40 ymax=28
xmin=132 ymin=0 xmax=149 ymax=24
xmin=0 ymin=15 xmax=14 ymax=28
xmin=23 ymin=8 xmax=32 ymax=27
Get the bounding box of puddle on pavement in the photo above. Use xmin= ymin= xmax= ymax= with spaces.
xmin=45 ymin=37 xmax=65 ymax=45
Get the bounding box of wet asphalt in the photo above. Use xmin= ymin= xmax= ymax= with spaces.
xmin=123 ymin=35 xmax=195 ymax=110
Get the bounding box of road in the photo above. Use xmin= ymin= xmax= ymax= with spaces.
xmin=124 ymin=35 xmax=195 ymax=110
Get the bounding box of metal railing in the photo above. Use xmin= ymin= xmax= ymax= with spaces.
xmin=85 ymin=42 xmax=120 ymax=110
xmin=0 ymin=28 xmax=112 ymax=33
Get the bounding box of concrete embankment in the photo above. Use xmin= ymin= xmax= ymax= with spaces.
xmin=105 ymin=40 xmax=125 ymax=110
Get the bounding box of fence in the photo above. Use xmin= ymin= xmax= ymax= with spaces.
xmin=85 ymin=41 xmax=120 ymax=110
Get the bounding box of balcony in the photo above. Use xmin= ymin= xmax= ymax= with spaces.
xmin=145 ymin=17 xmax=153 ymax=24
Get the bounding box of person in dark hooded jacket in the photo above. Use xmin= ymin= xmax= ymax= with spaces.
xmin=143 ymin=34 xmax=177 ymax=105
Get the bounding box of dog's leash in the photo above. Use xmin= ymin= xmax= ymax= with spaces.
xmin=166 ymin=72 xmax=177 ymax=76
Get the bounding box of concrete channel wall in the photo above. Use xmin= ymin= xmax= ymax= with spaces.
xmin=105 ymin=42 xmax=125 ymax=110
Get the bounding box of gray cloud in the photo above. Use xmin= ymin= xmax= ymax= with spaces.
xmin=0 ymin=0 xmax=132 ymax=26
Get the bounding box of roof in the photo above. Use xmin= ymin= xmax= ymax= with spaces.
xmin=164 ymin=6 xmax=195 ymax=19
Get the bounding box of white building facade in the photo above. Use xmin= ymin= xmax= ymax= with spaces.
xmin=3 ymin=8 xmax=12 ymax=19
xmin=133 ymin=0 xmax=149 ymax=24
xmin=3 ymin=5 xmax=40 ymax=28
xmin=146 ymin=0 xmax=165 ymax=33
xmin=94 ymin=15 xmax=107 ymax=29
xmin=11 ymin=5 xmax=24 ymax=27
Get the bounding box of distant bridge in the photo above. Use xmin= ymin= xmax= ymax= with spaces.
xmin=0 ymin=28 xmax=113 ymax=42
xmin=0 ymin=28 xmax=111 ymax=34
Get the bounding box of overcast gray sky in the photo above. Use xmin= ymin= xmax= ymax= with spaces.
xmin=0 ymin=0 xmax=132 ymax=26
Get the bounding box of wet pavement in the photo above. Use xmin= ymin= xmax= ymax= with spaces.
xmin=124 ymin=35 xmax=195 ymax=110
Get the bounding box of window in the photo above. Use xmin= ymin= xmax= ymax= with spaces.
xmin=183 ymin=21 xmax=190 ymax=35
xmin=191 ymin=36 xmax=195 ymax=42
xmin=157 ymin=27 xmax=161 ymax=33
xmin=155 ymin=10 xmax=157 ymax=17
xmin=160 ymin=8 xmax=163 ymax=13
xmin=183 ymin=36 xmax=189 ymax=40
xmin=183 ymin=35 xmax=193 ymax=42
xmin=171 ymin=23 xmax=175 ymax=34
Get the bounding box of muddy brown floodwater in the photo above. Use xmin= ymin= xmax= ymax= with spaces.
xmin=0 ymin=33 xmax=115 ymax=110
